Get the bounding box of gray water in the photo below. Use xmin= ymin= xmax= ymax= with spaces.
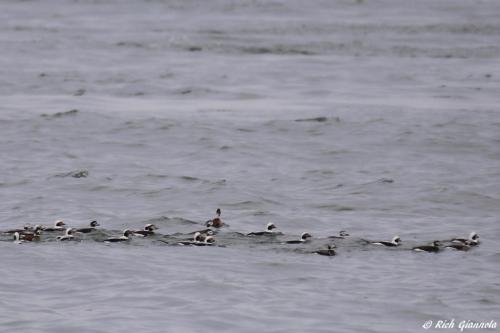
xmin=1 ymin=0 xmax=500 ymax=332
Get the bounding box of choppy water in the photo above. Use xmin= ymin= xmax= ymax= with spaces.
xmin=1 ymin=0 xmax=500 ymax=332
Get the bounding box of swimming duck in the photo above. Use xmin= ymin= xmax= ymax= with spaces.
xmin=451 ymin=231 xmax=479 ymax=246
xmin=445 ymin=242 xmax=471 ymax=251
xmin=177 ymin=232 xmax=203 ymax=246
xmin=284 ymin=232 xmax=312 ymax=244
xmin=104 ymin=230 xmax=133 ymax=243
xmin=3 ymin=224 xmax=34 ymax=234
xmin=315 ymin=245 xmax=336 ymax=256
xmin=76 ymin=220 xmax=100 ymax=233
xmin=205 ymin=235 xmax=215 ymax=244
xmin=42 ymin=220 xmax=66 ymax=232
xmin=57 ymin=228 xmax=76 ymax=241
xmin=247 ymin=223 xmax=278 ymax=236
xmin=370 ymin=236 xmax=401 ymax=247
xmin=13 ymin=232 xmax=24 ymax=244
xmin=193 ymin=232 xmax=207 ymax=242
xmin=206 ymin=208 xmax=223 ymax=228
xmin=19 ymin=226 xmax=42 ymax=241
xmin=193 ymin=235 xmax=216 ymax=246
xmin=328 ymin=230 xmax=350 ymax=239
xmin=13 ymin=228 xmax=42 ymax=243
xmin=413 ymin=241 xmax=441 ymax=253
xmin=177 ymin=232 xmax=216 ymax=246
xmin=133 ymin=224 xmax=158 ymax=237
xmin=198 ymin=230 xmax=215 ymax=241
xmin=19 ymin=225 xmax=42 ymax=237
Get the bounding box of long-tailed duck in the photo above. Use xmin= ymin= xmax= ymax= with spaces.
xmin=451 ymin=231 xmax=479 ymax=246
xmin=328 ymin=230 xmax=350 ymax=239
xmin=19 ymin=226 xmax=42 ymax=241
xmin=19 ymin=225 xmax=42 ymax=237
xmin=247 ymin=223 xmax=278 ymax=236
xmin=3 ymin=224 xmax=34 ymax=234
xmin=177 ymin=232 xmax=203 ymax=245
xmin=285 ymin=232 xmax=312 ymax=244
xmin=57 ymin=228 xmax=76 ymax=241
xmin=315 ymin=245 xmax=336 ymax=256
xmin=194 ymin=231 xmax=206 ymax=242
xmin=104 ymin=230 xmax=133 ymax=243
xmin=42 ymin=220 xmax=66 ymax=232
xmin=413 ymin=241 xmax=441 ymax=253
xmin=76 ymin=220 xmax=100 ymax=233
xmin=133 ymin=224 xmax=158 ymax=237
xmin=13 ymin=232 xmax=24 ymax=244
xmin=445 ymin=242 xmax=471 ymax=251
xmin=13 ymin=230 xmax=42 ymax=243
xmin=177 ymin=232 xmax=216 ymax=246
xmin=193 ymin=235 xmax=216 ymax=246
xmin=370 ymin=236 xmax=401 ymax=247
xmin=206 ymin=208 xmax=223 ymax=228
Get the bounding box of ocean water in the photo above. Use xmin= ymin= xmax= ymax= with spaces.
xmin=1 ymin=0 xmax=500 ymax=332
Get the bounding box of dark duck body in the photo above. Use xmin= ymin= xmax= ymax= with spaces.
xmin=206 ymin=208 xmax=223 ymax=228
xmin=177 ymin=232 xmax=203 ymax=246
xmin=445 ymin=243 xmax=471 ymax=251
xmin=192 ymin=235 xmax=216 ymax=246
xmin=451 ymin=232 xmax=479 ymax=246
xmin=247 ymin=223 xmax=278 ymax=236
xmin=14 ymin=229 xmax=42 ymax=242
xmin=413 ymin=241 xmax=441 ymax=253
xmin=370 ymin=236 xmax=401 ymax=247
xmin=177 ymin=232 xmax=215 ymax=246
xmin=315 ymin=245 xmax=336 ymax=256
xmin=133 ymin=224 xmax=158 ymax=237
xmin=42 ymin=220 xmax=66 ymax=232
xmin=104 ymin=230 xmax=133 ymax=243
xmin=21 ymin=229 xmax=42 ymax=242
xmin=19 ymin=225 xmax=42 ymax=238
xmin=3 ymin=224 xmax=34 ymax=234
xmin=285 ymin=232 xmax=312 ymax=244
xmin=76 ymin=220 xmax=100 ymax=233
